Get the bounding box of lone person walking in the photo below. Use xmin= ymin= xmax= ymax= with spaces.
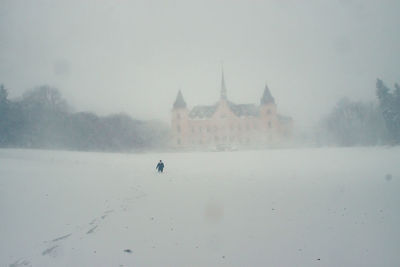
xmin=156 ymin=160 xmax=164 ymax=173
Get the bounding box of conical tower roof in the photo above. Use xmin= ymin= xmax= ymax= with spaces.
xmin=220 ymin=66 xmax=227 ymax=100
xmin=260 ymin=84 xmax=275 ymax=105
xmin=173 ymin=90 xmax=187 ymax=109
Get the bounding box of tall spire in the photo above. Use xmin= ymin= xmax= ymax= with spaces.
xmin=173 ymin=90 xmax=187 ymax=109
xmin=220 ymin=64 xmax=227 ymax=100
xmin=260 ymin=84 xmax=275 ymax=105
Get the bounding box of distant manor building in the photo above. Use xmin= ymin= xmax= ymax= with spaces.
xmin=171 ymin=70 xmax=292 ymax=149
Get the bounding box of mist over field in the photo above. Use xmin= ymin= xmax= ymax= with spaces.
xmin=1 ymin=148 xmax=400 ymax=266
xmin=0 ymin=0 xmax=400 ymax=266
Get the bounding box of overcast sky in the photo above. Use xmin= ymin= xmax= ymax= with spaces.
xmin=1 ymin=0 xmax=399 ymax=129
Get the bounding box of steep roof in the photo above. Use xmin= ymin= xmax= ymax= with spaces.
xmin=173 ymin=90 xmax=187 ymax=109
xmin=260 ymin=84 xmax=275 ymax=105
xmin=189 ymin=101 xmax=260 ymax=119
xmin=189 ymin=105 xmax=217 ymax=119
xmin=228 ymin=101 xmax=260 ymax=117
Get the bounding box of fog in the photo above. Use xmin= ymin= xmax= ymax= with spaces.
xmin=1 ymin=2 xmax=400 ymax=265
xmin=1 ymin=0 xmax=399 ymax=130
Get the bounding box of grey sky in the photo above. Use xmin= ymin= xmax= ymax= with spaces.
xmin=1 ymin=0 xmax=399 ymax=129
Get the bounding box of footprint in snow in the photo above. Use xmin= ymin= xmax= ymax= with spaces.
xmin=9 ymin=259 xmax=31 ymax=267
xmin=87 ymin=225 xmax=98 ymax=234
xmin=42 ymin=245 xmax=58 ymax=257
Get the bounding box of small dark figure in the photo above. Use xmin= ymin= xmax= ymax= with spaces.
xmin=156 ymin=160 xmax=164 ymax=173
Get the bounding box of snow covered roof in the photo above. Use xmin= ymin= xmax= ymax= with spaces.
xmin=189 ymin=105 xmax=218 ymax=119
xmin=189 ymin=101 xmax=260 ymax=119
xmin=228 ymin=102 xmax=260 ymax=117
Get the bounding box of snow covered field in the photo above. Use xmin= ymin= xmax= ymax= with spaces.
xmin=1 ymin=147 xmax=399 ymax=267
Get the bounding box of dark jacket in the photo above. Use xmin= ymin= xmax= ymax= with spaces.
xmin=156 ymin=162 xmax=164 ymax=171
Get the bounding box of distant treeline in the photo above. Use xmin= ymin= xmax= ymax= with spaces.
xmin=316 ymin=79 xmax=400 ymax=146
xmin=0 ymin=85 xmax=170 ymax=151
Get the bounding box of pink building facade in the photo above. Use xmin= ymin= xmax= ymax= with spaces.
xmin=171 ymin=72 xmax=292 ymax=149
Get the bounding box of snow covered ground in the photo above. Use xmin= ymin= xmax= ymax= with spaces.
xmin=0 ymin=147 xmax=399 ymax=267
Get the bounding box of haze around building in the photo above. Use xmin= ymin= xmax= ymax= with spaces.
xmin=1 ymin=0 xmax=400 ymax=131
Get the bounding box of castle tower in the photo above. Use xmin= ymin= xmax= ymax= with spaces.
xmin=173 ymin=90 xmax=187 ymax=109
xmin=259 ymin=84 xmax=278 ymax=142
xmin=171 ymin=90 xmax=189 ymax=146
xmin=260 ymin=84 xmax=277 ymax=115
xmin=220 ymin=66 xmax=227 ymax=100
